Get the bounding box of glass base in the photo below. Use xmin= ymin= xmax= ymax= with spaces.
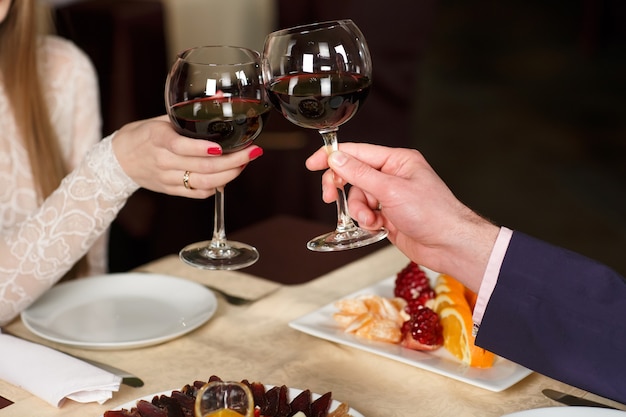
xmin=307 ymin=227 xmax=388 ymax=252
xmin=179 ymin=240 xmax=259 ymax=270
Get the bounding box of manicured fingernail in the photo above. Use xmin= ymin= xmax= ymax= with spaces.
xmin=207 ymin=147 xmax=222 ymax=155
xmin=248 ymin=147 xmax=263 ymax=160
xmin=329 ymin=151 xmax=347 ymax=166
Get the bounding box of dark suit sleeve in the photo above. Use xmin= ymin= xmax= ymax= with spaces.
xmin=475 ymin=231 xmax=626 ymax=403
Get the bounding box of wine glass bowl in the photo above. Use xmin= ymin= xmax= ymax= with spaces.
xmin=165 ymin=46 xmax=270 ymax=269
xmin=167 ymin=46 xmax=269 ymax=153
xmin=262 ymin=20 xmax=388 ymax=251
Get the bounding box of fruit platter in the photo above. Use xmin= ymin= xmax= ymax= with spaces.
xmin=103 ymin=375 xmax=362 ymax=417
xmin=289 ymin=262 xmax=533 ymax=392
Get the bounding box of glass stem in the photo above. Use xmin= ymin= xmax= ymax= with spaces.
xmin=211 ymin=186 xmax=228 ymax=249
xmin=320 ymin=129 xmax=357 ymax=233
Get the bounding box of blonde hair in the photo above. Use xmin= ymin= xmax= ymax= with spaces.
xmin=0 ymin=0 xmax=88 ymax=278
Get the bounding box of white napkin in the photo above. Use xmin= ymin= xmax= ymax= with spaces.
xmin=0 ymin=333 xmax=121 ymax=407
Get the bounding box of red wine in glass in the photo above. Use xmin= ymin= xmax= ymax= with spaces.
xmin=170 ymin=97 xmax=270 ymax=152
xmin=267 ymin=73 xmax=370 ymax=131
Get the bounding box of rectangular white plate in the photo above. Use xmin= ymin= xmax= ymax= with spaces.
xmin=289 ymin=274 xmax=532 ymax=392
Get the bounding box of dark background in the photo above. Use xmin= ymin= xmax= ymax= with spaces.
xmin=53 ymin=0 xmax=626 ymax=275
xmin=413 ymin=0 xmax=626 ymax=275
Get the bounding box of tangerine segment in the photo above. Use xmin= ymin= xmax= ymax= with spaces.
xmin=354 ymin=316 xmax=403 ymax=343
xmin=333 ymin=312 xmax=362 ymax=328
xmin=334 ymin=298 xmax=369 ymax=315
xmin=361 ymin=295 xmax=407 ymax=326
xmin=333 ymin=294 xmax=408 ymax=344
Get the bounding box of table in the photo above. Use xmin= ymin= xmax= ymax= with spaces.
xmin=227 ymin=215 xmax=389 ymax=284
xmin=0 ymin=241 xmax=619 ymax=416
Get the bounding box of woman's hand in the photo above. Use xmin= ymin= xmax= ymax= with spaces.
xmin=111 ymin=115 xmax=263 ymax=199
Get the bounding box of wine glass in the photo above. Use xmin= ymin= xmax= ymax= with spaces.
xmin=262 ymin=20 xmax=388 ymax=251
xmin=165 ymin=46 xmax=270 ymax=269
xmin=195 ymin=381 xmax=254 ymax=417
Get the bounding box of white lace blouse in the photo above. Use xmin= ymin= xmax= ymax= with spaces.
xmin=0 ymin=36 xmax=139 ymax=325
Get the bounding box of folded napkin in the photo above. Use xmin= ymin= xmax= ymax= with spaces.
xmin=0 ymin=333 xmax=121 ymax=407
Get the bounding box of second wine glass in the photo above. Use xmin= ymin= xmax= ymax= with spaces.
xmin=262 ymin=20 xmax=388 ymax=251
xmin=165 ymin=46 xmax=270 ymax=270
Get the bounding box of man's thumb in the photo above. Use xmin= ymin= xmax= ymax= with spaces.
xmin=328 ymin=150 xmax=349 ymax=168
xmin=328 ymin=150 xmax=379 ymax=191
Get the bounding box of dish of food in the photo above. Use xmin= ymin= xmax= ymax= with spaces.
xmin=103 ymin=380 xmax=364 ymax=417
xmin=289 ymin=273 xmax=533 ymax=392
xmin=21 ymin=272 xmax=217 ymax=349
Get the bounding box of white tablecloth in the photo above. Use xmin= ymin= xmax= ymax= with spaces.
xmin=2 ymin=244 xmax=611 ymax=416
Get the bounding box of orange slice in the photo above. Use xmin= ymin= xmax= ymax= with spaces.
xmin=464 ymin=287 xmax=479 ymax=310
xmin=439 ymin=304 xmax=472 ymax=364
xmin=469 ymin=341 xmax=496 ymax=368
xmin=433 ymin=291 xmax=468 ymax=314
xmin=205 ymin=409 xmax=247 ymax=417
xmin=434 ymin=274 xmax=466 ymax=295
xmin=436 ymin=274 xmax=480 ymax=311
xmin=439 ymin=303 xmax=495 ymax=368
xmin=435 ymin=274 xmax=495 ymax=368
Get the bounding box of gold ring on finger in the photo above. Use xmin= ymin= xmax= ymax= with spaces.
xmin=183 ymin=170 xmax=193 ymax=190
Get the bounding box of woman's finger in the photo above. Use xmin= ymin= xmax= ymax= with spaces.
xmin=164 ymin=145 xmax=263 ymax=175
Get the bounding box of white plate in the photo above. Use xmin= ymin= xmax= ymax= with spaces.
xmin=105 ymin=385 xmax=364 ymax=417
xmin=289 ymin=272 xmax=533 ymax=392
xmin=503 ymin=407 xmax=625 ymax=416
xmin=21 ymin=272 xmax=217 ymax=349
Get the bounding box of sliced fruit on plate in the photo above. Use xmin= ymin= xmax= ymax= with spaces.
xmin=439 ymin=302 xmax=495 ymax=368
xmin=394 ymin=261 xmax=431 ymax=300
xmin=432 ymin=291 xmax=468 ymax=314
xmin=400 ymin=306 xmax=443 ymax=351
xmin=434 ymin=273 xmax=466 ymax=295
xmin=333 ymin=295 xmax=408 ymax=344
xmin=434 ymin=274 xmax=495 ymax=368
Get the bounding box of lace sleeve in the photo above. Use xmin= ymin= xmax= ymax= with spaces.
xmin=0 ymin=136 xmax=139 ymax=325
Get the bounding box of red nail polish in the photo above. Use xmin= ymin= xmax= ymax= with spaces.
xmin=248 ymin=147 xmax=263 ymax=159
xmin=207 ymin=147 xmax=222 ymax=155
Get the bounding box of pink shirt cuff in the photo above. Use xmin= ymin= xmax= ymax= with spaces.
xmin=472 ymin=226 xmax=513 ymax=336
